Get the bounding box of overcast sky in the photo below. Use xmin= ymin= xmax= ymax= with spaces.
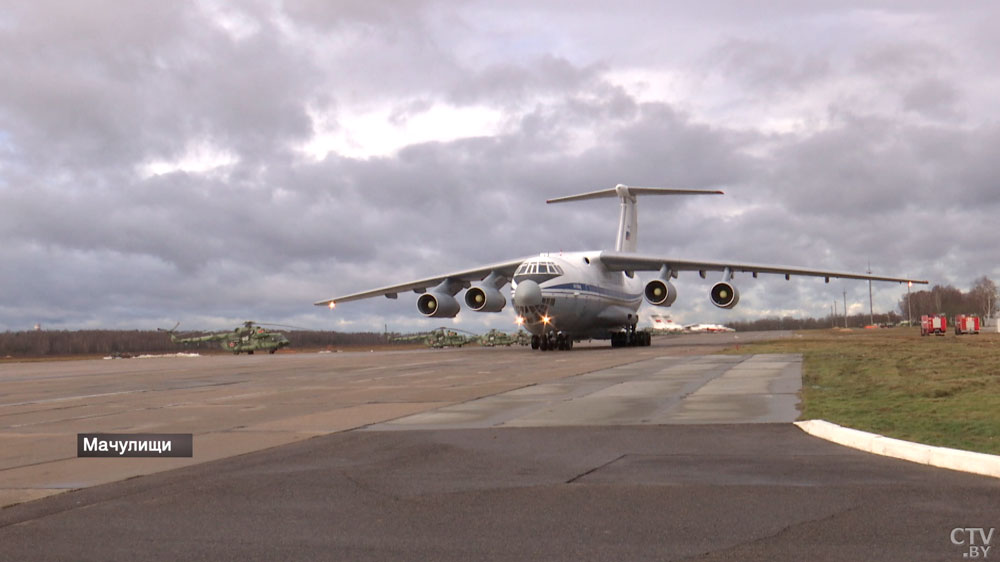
xmin=2 ymin=1 xmax=998 ymax=334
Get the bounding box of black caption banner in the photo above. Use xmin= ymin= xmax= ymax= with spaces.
xmin=77 ymin=433 xmax=193 ymax=458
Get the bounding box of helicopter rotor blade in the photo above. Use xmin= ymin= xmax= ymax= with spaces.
xmin=432 ymin=326 xmax=479 ymax=336
xmin=252 ymin=322 xmax=313 ymax=331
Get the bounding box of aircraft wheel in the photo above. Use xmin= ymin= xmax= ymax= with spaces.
xmin=531 ymin=336 xmax=540 ymax=350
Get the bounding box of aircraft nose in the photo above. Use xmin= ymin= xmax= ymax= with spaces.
xmin=513 ymin=280 xmax=543 ymax=307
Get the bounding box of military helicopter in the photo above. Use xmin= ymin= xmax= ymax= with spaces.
xmin=159 ymin=321 xmax=291 ymax=355
xmin=392 ymin=327 xmax=478 ymax=348
xmin=479 ymin=329 xmax=531 ymax=347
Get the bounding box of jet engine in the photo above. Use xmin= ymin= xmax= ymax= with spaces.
xmin=644 ymin=279 xmax=678 ymax=307
xmin=709 ymin=281 xmax=740 ymax=309
xmin=417 ymin=292 xmax=460 ymax=318
xmin=464 ymin=286 xmax=506 ymax=312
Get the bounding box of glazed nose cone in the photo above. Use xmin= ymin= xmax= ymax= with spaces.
xmin=513 ymin=280 xmax=542 ymax=307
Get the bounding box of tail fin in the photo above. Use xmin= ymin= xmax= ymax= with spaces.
xmin=546 ymin=184 xmax=723 ymax=252
xmin=157 ymin=322 xmax=181 ymax=343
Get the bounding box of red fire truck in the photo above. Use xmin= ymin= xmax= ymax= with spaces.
xmin=920 ymin=315 xmax=947 ymax=336
xmin=954 ymin=314 xmax=981 ymax=335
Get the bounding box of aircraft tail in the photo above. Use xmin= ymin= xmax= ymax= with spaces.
xmin=546 ymin=184 xmax=723 ymax=252
xmin=157 ymin=322 xmax=181 ymax=343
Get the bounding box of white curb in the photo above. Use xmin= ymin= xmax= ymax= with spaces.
xmin=794 ymin=419 xmax=1000 ymax=479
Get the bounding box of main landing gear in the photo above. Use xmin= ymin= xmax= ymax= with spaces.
xmin=530 ymin=331 xmax=574 ymax=351
xmin=610 ymin=324 xmax=651 ymax=348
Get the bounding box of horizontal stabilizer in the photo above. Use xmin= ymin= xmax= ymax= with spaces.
xmin=546 ymin=185 xmax=723 ymax=204
xmin=546 ymin=184 xmax=724 ymax=252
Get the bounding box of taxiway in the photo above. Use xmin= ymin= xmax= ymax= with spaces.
xmin=1 ymin=332 xmax=997 ymax=561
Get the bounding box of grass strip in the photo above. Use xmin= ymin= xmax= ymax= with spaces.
xmin=724 ymin=328 xmax=1000 ymax=455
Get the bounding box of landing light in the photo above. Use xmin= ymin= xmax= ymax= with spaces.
xmin=541 ymin=315 xmax=551 ymax=325
xmin=516 ymin=316 xmax=525 ymax=325
xmin=328 ymin=302 xmax=336 ymax=310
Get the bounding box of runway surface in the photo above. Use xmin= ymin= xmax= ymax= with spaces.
xmin=2 ymin=332 xmax=998 ymax=560
xmin=0 ymin=332 xmax=758 ymax=507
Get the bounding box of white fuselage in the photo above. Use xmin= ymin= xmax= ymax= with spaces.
xmin=510 ymin=252 xmax=643 ymax=340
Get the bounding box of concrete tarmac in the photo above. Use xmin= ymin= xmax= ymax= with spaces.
xmin=2 ymin=332 xmax=998 ymax=560
xmin=368 ymin=353 xmax=802 ymax=430
xmin=0 ymin=331 xmax=757 ymax=507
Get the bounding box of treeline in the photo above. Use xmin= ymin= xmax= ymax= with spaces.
xmin=898 ymin=277 xmax=997 ymax=319
xmin=726 ymin=277 xmax=998 ymax=332
xmin=287 ymin=331 xmax=394 ymax=348
xmin=0 ymin=330 xmax=395 ymax=357
xmin=728 ymin=311 xmax=904 ymax=332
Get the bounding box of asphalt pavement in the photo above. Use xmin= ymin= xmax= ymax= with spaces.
xmin=1 ymin=424 xmax=997 ymax=561
xmin=1 ymin=334 xmax=997 ymax=560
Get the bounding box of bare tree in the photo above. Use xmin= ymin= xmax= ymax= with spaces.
xmin=969 ymin=276 xmax=998 ymax=320
xmin=0 ymin=330 xmax=396 ymax=357
xmin=898 ymin=279 xmax=998 ymax=320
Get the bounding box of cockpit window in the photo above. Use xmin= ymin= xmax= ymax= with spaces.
xmin=514 ymin=260 xmax=563 ymax=283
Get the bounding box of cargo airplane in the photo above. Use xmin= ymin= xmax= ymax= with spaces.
xmin=684 ymin=323 xmax=736 ymax=333
xmin=315 ymin=185 xmax=927 ymax=351
xmin=649 ymin=313 xmax=685 ymax=334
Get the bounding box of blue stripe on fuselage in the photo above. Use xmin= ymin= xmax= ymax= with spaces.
xmin=544 ymin=282 xmax=642 ymax=304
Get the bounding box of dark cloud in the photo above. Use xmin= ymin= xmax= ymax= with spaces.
xmin=707 ymin=38 xmax=831 ymax=95
xmin=449 ymin=56 xmax=607 ymax=107
xmin=901 ymin=78 xmax=962 ymax=120
xmin=1 ymin=1 xmax=998 ymax=332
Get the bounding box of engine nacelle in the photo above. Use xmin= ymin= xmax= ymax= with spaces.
xmin=417 ymin=292 xmax=460 ymax=318
xmin=464 ymin=286 xmax=507 ymax=312
xmin=709 ymin=281 xmax=740 ymax=309
xmin=644 ymin=279 xmax=678 ymax=307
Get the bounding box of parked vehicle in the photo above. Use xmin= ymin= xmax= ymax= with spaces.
xmin=954 ymin=314 xmax=981 ymax=335
xmin=920 ymin=315 xmax=947 ymax=336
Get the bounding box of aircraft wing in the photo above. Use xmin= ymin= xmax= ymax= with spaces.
xmin=599 ymin=252 xmax=928 ymax=285
xmin=313 ymin=257 xmax=529 ymax=306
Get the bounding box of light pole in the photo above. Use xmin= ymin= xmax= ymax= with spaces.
xmin=907 ymin=281 xmax=912 ymax=326
xmin=843 ymin=289 xmax=848 ymax=328
xmin=867 ymin=262 xmax=874 ymax=327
